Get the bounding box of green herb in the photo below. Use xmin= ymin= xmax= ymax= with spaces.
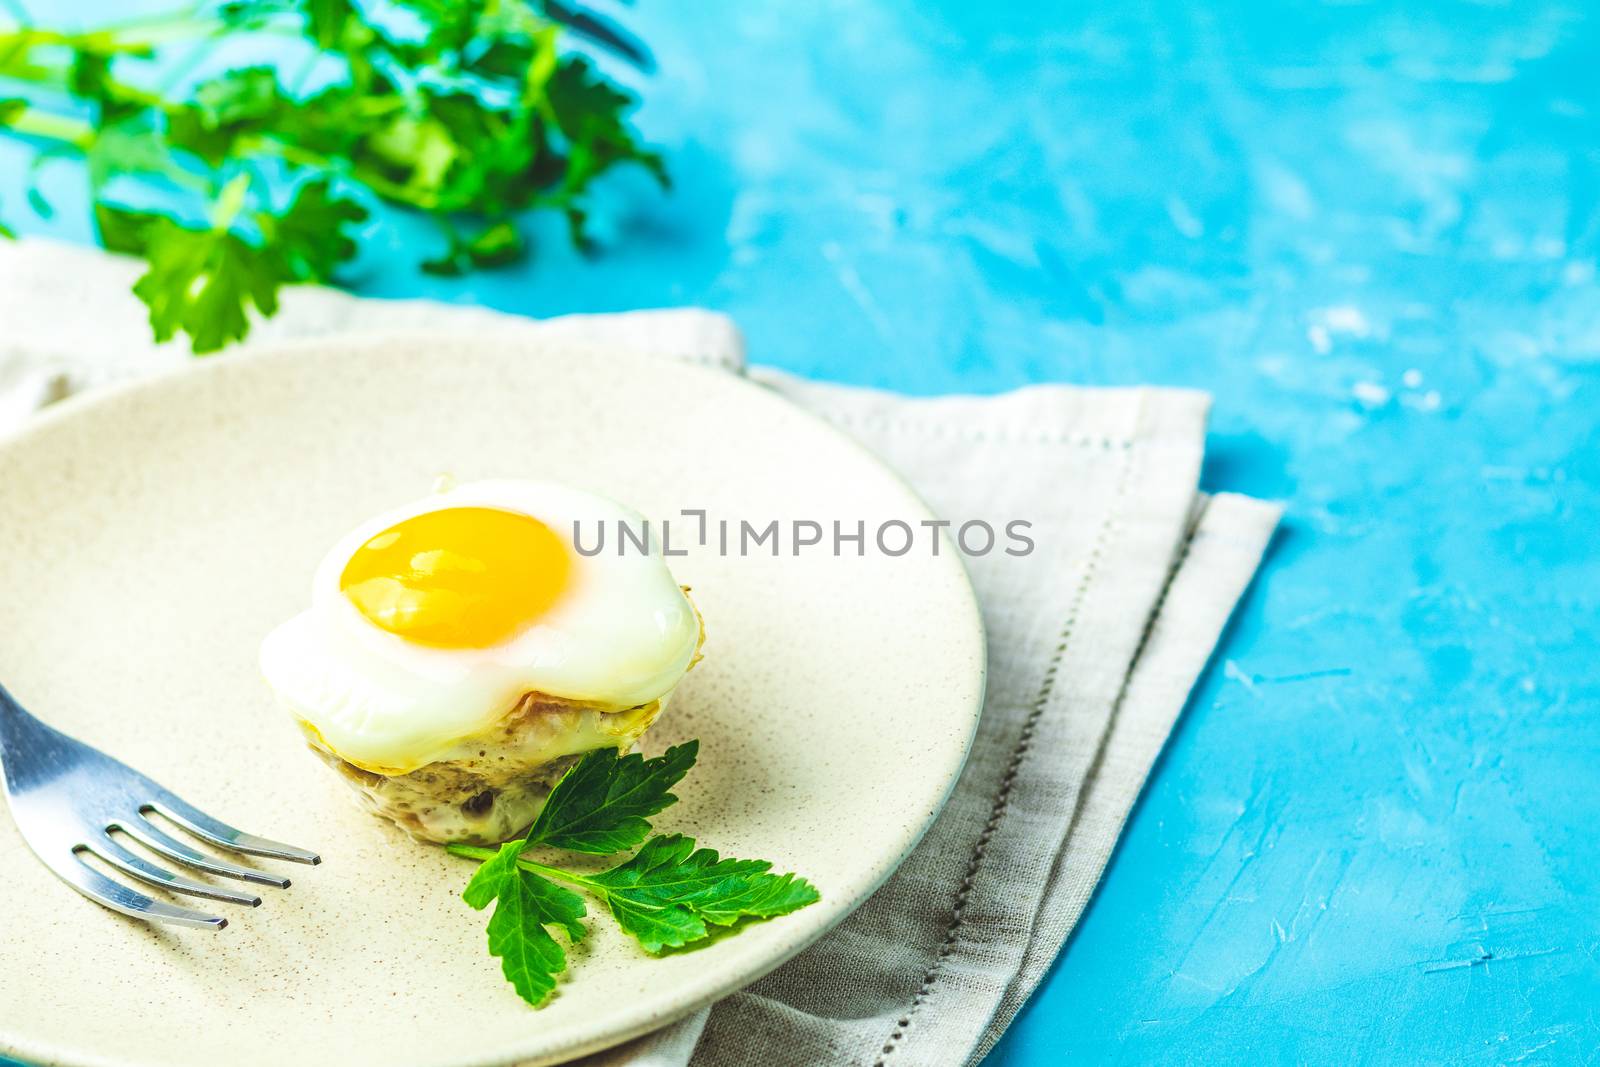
xmin=0 ymin=0 xmax=664 ymax=353
xmin=559 ymin=833 xmax=825 ymax=953
xmin=523 ymin=739 xmax=697 ymax=854
xmin=450 ymin=742 xmax=821 ymax=1006
xmin=462 ymin=846 xmax=587 ymax=1004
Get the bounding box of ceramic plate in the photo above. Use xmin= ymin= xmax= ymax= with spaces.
xmin=0 ymin=334 xmax=984 ymax=1067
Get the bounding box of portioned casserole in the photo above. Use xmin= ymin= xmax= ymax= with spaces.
xmin=261 ymin=480 xmax=703 ymax=845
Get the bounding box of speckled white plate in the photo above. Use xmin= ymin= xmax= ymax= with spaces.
xmin=0 ymin=334 xmax=984 ymax=1067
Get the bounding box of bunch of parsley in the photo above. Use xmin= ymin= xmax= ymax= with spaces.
xmin=449 ymin=741 xmax=821 ymax=1005
xmin=0 ymin=0 xmax=665 ymax=352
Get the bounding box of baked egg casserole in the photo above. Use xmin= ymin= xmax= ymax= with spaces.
xmin=260 ymin=480 xmax=702 ymax=844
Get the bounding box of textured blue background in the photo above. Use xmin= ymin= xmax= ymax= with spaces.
xmin=4 ymin=2 xmax=1599 ymax=1064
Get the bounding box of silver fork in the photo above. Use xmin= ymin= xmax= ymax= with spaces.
xmin=0 ymin=682 xmax=318 ymax=930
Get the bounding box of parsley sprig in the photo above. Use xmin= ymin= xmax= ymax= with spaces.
xmin=0 ymin=0 xmax=664 ymax=352
xmin=449 ymin=741 xmax=822 ymax=1006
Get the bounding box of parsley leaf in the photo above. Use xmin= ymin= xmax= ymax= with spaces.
xmin=451 ymin=739 xmax=821 ymax=1007
xmin=131 ymin=215 xmax=281 ymax=353
xmin=420 ymin=219 xmax=525 ymax=276
xmin=96 ymin=177 xmax=365 ymax=353
xmin=545 ymin=57 xmax=667 ymax=193
xmin=580 ymin=834 xmax=822 ymax=954
xmin=461 ymin=833 xmax=532 ymax=910
xmin=166 ymin=67 xmax=290 ymax=166
xmin=264 ymin=177 xmax=369 ymax=279
xmin=464 ymin=840 xmax=588 ymax=1006
xmin=524 ymin=741 xmax=698 ymax=855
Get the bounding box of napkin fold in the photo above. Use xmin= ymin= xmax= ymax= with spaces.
xmin=0 ymin=239 xmax=1279 ymax=1067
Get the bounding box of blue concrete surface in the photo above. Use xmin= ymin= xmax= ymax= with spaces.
xmin=4 ymin=1 xmax=1599 ymax=1064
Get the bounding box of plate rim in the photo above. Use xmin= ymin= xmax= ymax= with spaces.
xmin=0 ymin=330 xmax=988 ymax=1067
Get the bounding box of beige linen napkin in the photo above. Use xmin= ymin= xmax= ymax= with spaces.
xmin=0 ymin=238 xmax=1279 ymax=1067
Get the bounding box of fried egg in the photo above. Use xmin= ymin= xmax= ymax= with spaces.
xmin=260 ymin=480 xmax=701 ymax=776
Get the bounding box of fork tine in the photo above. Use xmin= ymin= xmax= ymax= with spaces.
xmin=1 ymin=682 xmax=312 ymax=928
xmin=143 ymin=796 xmax=321 ymax=865
xmin=87 ymin=834 xmax=263 ymax=907
xmin=56 ymin=851 xmax=227 ymax=930
xmin=117 ymin=816 xmax=292 ymax=888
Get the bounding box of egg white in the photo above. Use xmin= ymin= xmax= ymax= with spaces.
xmin=260 ymin=480 xmax=700 ymax=773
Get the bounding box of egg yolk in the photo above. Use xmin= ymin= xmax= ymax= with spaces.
xmin=340 ymin=507 xmax=571 ymax=648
